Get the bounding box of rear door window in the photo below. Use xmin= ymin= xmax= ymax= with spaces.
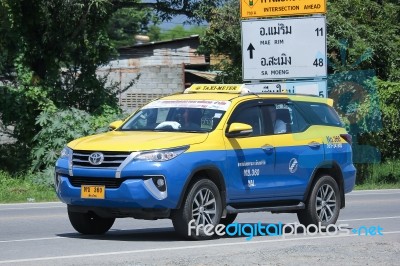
xmin=296 ymin=102 xmax=343 ymax=127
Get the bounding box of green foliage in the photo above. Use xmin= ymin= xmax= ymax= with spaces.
xmin=31 ymin=106 xmax=125 ymax=171
xmin=357 ymin=80 xmax=400 ymax=159
xmin=0 ymin=143 xmax=30 ymax=173
xmin=327 ymin=0 xmax=400 ymax=81
xmin=197 ymin=0 xmax=242 ymax=83
xmin=158 ymin=25 xmax=206 ymax=41
xmin=4 ymin=0 xmax=115 ymax=81
xmin=0 ymin=0 xmax=122 ymax=148
xmin=146 ymin=0 xmax=226 ymax=23
xmin=0 ymin=65 xmax=56 ymax=146
xmin=0 ymin=1 xmax=17 ymax=75
xmin=355 ymin=159 xmax=400 ymax=186
xmin=147 ymin=24 xmax=162 ymax=41
xmin=0 ymin=0 xmax=138 ymax=161
xmin=107 ymin=7 xmax=157 ymax=47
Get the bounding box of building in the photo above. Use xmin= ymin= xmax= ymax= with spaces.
xmin=98 ymin=35 xmax=216 ymax=112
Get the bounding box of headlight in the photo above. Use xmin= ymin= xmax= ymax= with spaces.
xmin=60 ymin=147 xmax=72 ymax=159
xmin=134 ymin=146 xmax=189 ymax=162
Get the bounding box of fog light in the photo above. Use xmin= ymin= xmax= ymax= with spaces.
xmin=156 ymin=178 xmax=165 ymax=187
xmin=151 ymin=176 xmax=166 ymax=192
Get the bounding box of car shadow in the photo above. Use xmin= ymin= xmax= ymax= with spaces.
xmin=57 ymin=222 xmax=349 ymax=242
xmin=57 ymin=227 xmax=181 ymax=242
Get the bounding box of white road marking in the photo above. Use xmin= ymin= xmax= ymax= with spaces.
xmin=0 ymin=213 xmax=66 ymax=221
xmin=0 ymin=206 xmax=64 ymax=211
xmin=0 ymin=237 xmax=62 ymax=244
xmin=0 ymin=202 xmax=61 ymax=207
xmin=348 ymin=189 xmax=400 ymax=196
xmin=350 ymin=189 xmax=400 ymax=193
xmin=338 ymin=216 xmax=400 ymax=222
xmin=348 ymin=192 xmax=400 ymax=196
xmin=0 ymin=231 xmax=399 ymax=264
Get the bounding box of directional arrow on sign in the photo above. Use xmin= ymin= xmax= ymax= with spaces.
xmin=247 ymin=43 xmax=255 ymax=59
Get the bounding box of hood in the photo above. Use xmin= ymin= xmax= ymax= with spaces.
xmin=68 ymin=130 xmax=208 ymax=152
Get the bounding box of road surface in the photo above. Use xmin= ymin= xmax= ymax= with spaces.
xmin=0 ymin=189 xmax=399 ymax=265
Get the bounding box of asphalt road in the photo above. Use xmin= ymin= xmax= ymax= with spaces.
xmin=0 ymin=189 xmax=399 ymax=265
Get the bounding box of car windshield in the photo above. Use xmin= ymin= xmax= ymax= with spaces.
xmin=120 ymin=99 xmax=231 ymax=133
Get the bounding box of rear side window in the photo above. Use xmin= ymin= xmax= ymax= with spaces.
xmin=296 ymin=102 xmax=343 ymax=127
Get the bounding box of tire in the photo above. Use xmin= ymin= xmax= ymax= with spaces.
xmin=68 ymin=208 xmax=115 ymax=235
xmin=171 ymin=178 xmax=222 ymax=240
xmin=297 ymin=175 xmax=341 ymax=227
xmin=219 ymin=213 xmax=238 ymax=226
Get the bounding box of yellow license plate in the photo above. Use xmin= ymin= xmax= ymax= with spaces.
xmin=81 ymin=185 xmax=105 ymax=199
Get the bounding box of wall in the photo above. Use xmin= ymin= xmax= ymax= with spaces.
xmin=98 ymin=64 xmax=185 ymax=113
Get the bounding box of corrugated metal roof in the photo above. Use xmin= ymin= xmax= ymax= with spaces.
xmin=185 ymin=69 xmax=217 ymax=81
xmin=118 ymin=35 xmax=200 ymax=50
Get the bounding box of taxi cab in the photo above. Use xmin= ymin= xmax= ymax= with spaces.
xmin=55 ymin=84 xmax=356 ymax=239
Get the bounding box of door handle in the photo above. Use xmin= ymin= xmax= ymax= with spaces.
xmin=262 ymin=144 xmax=274 ymax=152
xmin=308 ymin=141 xmax=321 ymax=148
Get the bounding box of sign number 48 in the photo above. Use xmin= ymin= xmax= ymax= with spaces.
xmin=313 ymin=58 xmax=324 ymax=67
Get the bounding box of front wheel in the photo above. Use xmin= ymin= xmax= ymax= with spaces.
xmin=171 ymin=178 xmax=222 ymax=240
xmin=297 ymin=175 xmax=341 ymax=227
xmin=68 ymin=208 xmax=115 ymax=235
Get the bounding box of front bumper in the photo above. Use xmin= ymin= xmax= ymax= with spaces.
xmin=55 ymin=174 xmax=177 ymax=208
xmin=55 ymin=156 xmax=190 ymax=210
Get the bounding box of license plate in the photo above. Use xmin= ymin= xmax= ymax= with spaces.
xmin=81 ymin=185 xmax=105 ymax=199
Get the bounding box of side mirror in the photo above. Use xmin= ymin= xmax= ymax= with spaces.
xmin=226 ymin=122 xmax=253 ymax=138
xmin=109 ymin=120 xmax=123 ymax=131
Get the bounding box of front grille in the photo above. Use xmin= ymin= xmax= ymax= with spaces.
xmin=68 ymin=177 xmax=127 ymax=189
xmin=72 ymin=150 xmax=130 ymax=168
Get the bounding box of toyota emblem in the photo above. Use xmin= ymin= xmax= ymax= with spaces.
xmin=88 ymin=152 xmax=104 ymax=165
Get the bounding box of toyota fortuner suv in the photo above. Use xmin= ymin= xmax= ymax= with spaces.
xmin=55 ymin=84 xmax=356 ymax=239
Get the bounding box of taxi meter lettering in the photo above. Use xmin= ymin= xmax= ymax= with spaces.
xmin=191 ymin=85 xmax=241 ymax=92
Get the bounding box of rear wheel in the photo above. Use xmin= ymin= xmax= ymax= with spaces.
xmin=172 ymin=178 xmax=222 ymax=240
xmin=68 ymin=208 xmax=115 ymax=235
xmin=297 ymin=175 xmax=341 ymax=227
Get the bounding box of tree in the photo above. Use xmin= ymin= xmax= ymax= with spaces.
xmin=327 ymin=0 xmax=400 ymax=81
xmin=107 ymin=7 xmax=158 ymax=48
xmin=0 ymin=0 xmax=227 ymax=173
xmin=197 ymin=0 xmax=242 ymax=83
xmin=0 ymin=0 xmax=119 ymax=147
xmin=112 ymin=0 xmax=226 ymax=23
xmin=0 ymin=1 xmax=18 ymax=80
xmin=159 ymin=25 xmax=206 ymax=41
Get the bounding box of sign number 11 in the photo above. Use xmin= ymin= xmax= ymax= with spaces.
xmin=315 ymin=27 xmax=324 ymax=36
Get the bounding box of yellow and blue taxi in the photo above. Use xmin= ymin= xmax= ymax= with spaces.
xmin=55 ymin=84 xmax=356 ymax=239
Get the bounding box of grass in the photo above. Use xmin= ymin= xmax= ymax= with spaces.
xmin=355 ymin=182 xmax=400 ymax=190
xmin=0 ymin=171 xmax=58 ymax=203
xmin=355 ymin=159 xmax=400 ymax=190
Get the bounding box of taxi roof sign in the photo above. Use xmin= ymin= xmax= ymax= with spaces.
xmin=185 ymin=83 xmax=322 ymax=97
xmin=185 ymin=84 xmax=248 ymax=94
